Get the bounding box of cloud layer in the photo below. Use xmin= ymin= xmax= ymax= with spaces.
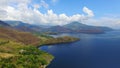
xmin=0 ymin=0 xmax=119 ymax=29
xmin=0 ymin=0 xmax=94 ymax=25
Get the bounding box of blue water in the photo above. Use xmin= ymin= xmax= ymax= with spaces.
xmin=39 ymin=31 xmax=120 ymax=68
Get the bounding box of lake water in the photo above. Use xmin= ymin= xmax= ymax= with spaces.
xmin=39 ymin=31 xmax=120 ymax=68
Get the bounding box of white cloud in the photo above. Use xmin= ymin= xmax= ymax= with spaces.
xmin=83 ymin=6 xmax=94 ymax=17
xmin=84 ymin=17 xmax=120 ymax=29
xmin=0 ymin=0 xmax=94 ymax=25
xmin=33 ymin=0 xmax=49 ymax=9
xmin=39 ymin=0 xmax=49 ymax=9
xmin=0 ymin=9 xmax=7 ymax=18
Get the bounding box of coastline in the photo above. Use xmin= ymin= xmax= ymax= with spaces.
xmin=38 ymin=36 xmax=80 ymax=68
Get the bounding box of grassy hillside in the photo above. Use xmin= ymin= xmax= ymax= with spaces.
xmin=38 ymin=36 xmax=79 ymax=45
xmin=0 ymin=27 xmax=40 ymax=46
xmin=0 ymin=27 xmax=54 ymax=68
xmin=0 ymin=39 xmax=53 ymax=68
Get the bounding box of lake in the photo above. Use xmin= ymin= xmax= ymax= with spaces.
xmin=39 ymin=31 xmax=120 ymax=68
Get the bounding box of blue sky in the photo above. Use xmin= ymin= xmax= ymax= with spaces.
xmin=0 ymin=0 xmax=120 ymax=29
xmin=41 ymin=0 xmax=120 ymax=17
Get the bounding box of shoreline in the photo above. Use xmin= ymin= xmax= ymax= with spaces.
xmin=38 ymin=36 xmax=80 ymax=68
xmin=37 ymin=36 xmax=80 ymax=47
xmin=38 ymin=39 xmax=80 ymax=47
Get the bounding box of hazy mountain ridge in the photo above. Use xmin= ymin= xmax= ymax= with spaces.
xmin=43 ymin=25 xmax=73 ymax=33
xmin=3 ymin=20 xmax=113 ymax=34
xmin=5 ymin=21 xmax=43 ymax=33
xmin=0 ymin=20 xmax=11 ymax=27
xmin=64 ymin=21 xmax=113 ymax=31
xmin=45 ymin=22 xmax=113 ymax=34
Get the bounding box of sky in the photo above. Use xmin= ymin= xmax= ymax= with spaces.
xmin=0 ymin=0 xmax=120 ymax=29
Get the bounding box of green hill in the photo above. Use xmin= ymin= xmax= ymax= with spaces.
xmin=0 ymin=39 xmax=53 ymax=68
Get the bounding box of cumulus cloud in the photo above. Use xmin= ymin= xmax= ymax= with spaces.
xmin=0 ymin=0 xmax=94 ymax=25
xmin=83 ymin=6 xmax=94 ymax=17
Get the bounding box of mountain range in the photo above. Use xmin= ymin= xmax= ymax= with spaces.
xmin=1 ymin=20 xmax=113 ymax=34
xmin=63 ymin=22 xmax=113 ymax=34
xmin=4 ymin=21 xmax=44 ymax=33
xmin=43 ymin=21 xmax=113 ymax=34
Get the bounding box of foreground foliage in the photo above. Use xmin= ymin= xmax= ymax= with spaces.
xmin=0 ymin=40 xmax=53 ymax=68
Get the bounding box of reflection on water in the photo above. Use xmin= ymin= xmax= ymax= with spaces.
xmin=39 ymin=31 xmax=120 ymax=68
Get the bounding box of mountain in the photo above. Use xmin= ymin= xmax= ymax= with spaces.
xmin=0 ymin=20 xmax=11 ymax=27
xmin=64 ymin=22 xmax=112 ymax=31
xmin=64 ymin=22 xmax=89 ymax=30
xmin=44 ymin=22 xmax=113 ymax=34
xmin=5 ymin=21 xmax=43 ymax=33
xmin=44 ymin=25 xmax=73 ymax=33
xmin=4 ymin=20 xmax=113 ymax=34
xmin=63 ymin=22 xmax=113 ymax=34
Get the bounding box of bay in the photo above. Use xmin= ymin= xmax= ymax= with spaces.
xmin=39 ymin=31 xmax=120 ymax=68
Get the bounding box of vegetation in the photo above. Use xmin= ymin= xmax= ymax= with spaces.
xmin=0 ymin=40 xmax=53 ymax=68
xmin=43 ymin=32 xmax=58 ymax=35
xmin=0 ymin=27 xmax=40 ymax=46
xmin=39 ymin=36 xmax=79 ymax=45
xmin=33 ymin=32 xmax=53 ymax=38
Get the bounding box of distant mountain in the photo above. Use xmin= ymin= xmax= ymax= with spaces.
xmin=0 ymin=20 xmax=11 ymax=27
xmin=63 ymin=22 xmax=113 ymax=34
xmin=64 ymin=22 xmax=88 ymax=30
xmin=45 ymin=22 xmax=113 ymax=34
xmin=44 ymin=25 xmax=73 ymax=33
xmin=5 ymin=21 xmax=43 ymax=33
xmin=3 ymin=20 xmax=113 ymax=34
xmin=64 ymin=22 xmax=112 ymax=31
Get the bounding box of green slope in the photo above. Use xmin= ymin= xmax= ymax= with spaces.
xmin=0 ymin=39 xmax=53 ymax=68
